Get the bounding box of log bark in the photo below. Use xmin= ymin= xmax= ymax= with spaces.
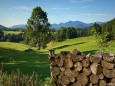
xmin=74 ymin=62 xmax=82 ymax=71
xmin=83 ymin=68 xmax=91 ymax=76
xmin=90 ymin=74 xmax=99 ymax=84
xmin=77 ymin=73 xmax=88 ymax=86
xmin=82 ymin=59 xmax=90 ymax=68
xmin=99 ymin=80 xmax=107 ymax=86
xmin=90 ymin=63 xmax=103 ymax=74
xmin=101 ymin=60 xmax=114 ymax=69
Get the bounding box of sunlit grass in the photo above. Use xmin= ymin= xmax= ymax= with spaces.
xmin=3 ymin=31 xmax=23 ymax=35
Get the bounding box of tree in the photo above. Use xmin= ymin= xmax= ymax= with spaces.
xmin=0 ymin=30 xmax=4 ymax=41
xmin=25 ymin=7 xmax=50 ymax=49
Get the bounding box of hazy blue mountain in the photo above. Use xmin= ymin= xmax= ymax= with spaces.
xmin=0 ymin=25 xmax=9 ymax=31
xmin=10 ymin=24 xmax=26 ymax=29
xmin=51 ymin=21 xmax=104 ymax=29
xmin=9 ymin=21 xmax=104 ymax=30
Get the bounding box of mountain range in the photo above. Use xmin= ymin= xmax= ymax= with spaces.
xmin=51 ymin=21 xmax=104 ymax=29
xmin=0 ymin=21 xmax=104 ymax=30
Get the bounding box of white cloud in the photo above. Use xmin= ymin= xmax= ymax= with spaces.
xmin=70 ymin=0 xmax=94 ymax=3
xmin=15 ymin=6 xmax=31 ymax=10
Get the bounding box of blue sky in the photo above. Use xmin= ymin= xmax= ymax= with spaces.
xmin=0 ymin=0 xmax=115 ymax=27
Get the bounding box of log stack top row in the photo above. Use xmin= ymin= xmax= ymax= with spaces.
xmin=48 ymin=49 xmax=115 ymax=86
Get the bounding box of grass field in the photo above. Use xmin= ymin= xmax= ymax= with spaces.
xmin=3 ymin=31 xmax=23 ymax=35
xmin=0 ymin=36 xmax=115 ymax=80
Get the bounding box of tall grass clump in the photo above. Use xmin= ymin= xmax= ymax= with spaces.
xmin=0 ymin=69 xmax=42 ymax=86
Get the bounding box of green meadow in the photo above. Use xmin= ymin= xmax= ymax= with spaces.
xmin=3 ymin=31 xmax=23 ymax=35
xmin=0 ymin=36 xmax=115 ymax=80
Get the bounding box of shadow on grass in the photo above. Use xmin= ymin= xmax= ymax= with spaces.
xmin=83 ymin=50 xmax=97 ymax=54
xmin=52 ymin=42 xmax=86 ymax=50
xmin=0 ymin=47 xmax=50 ymax=80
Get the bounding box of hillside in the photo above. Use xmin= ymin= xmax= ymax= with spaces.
xmin=0 ymin=36 xmax=115 ymax=80
xmin=0 ymin=25 xmax=9 ymax=31
xmin=10 ymin=24 xmax=26 ymax=29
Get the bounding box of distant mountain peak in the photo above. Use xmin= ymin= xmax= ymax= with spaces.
xmin=10 ymin=24 xmax=26 ymax=29
xmin=51 ymin=21 xmax=105 ymax=29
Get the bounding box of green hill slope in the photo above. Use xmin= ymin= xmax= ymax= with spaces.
xmin=47 ymin=36 xmax=98 ymax=54
xmin=0 ymin=36 xmax=115 ymax=80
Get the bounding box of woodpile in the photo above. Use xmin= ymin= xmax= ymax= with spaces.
xmin=48 ymin=49 xmax=115 ymax=86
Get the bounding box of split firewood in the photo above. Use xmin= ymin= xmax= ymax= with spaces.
xmin=51 ymin=67 xmax=60 ymax=77
xmin=57 ymin=78 xmax=62 ymax=85
xmin=99 ymin=80 xmax=107 ymax=86
xmin=95 ymin=52 xmax=103 ymax=58
xmin=60 ymin=71 xmax=64 ymax=76
xmin=94 ymin=84 xmax=99 ymax=86
xmin=58 ymin=75 xmax=61 ymax=79
xmin=49 ymin=58 xmax=57 ymax=66
xmin=103 ymin=53 xmax=115 ymax=62
xmin=83 ymin=68 xmax=91 ymax=76
xmin=60 ymin=67 xmax=65 ymax=72
xmin=82 ymin=59 xmax=90 ymax=68
xmin=102 ymin=52 xmax=110 ymax=58
xmin=101 ymin=60 xmax=114 ymax=69
xmin=111 ymin=68 xmax=115 ymax=78
xmin=61 ymin=75 xmax=70 ymax=85
xmin=64 ymin=69 xmax=73 ymax=77
xmin=90 ymin=74 xmax=99 ymax=84
xmin=74 ymin=62 xmax=82 ymax=71
xmin=90 ymin=63 xmax=103 ymax=74
xmin=56 ymin=56 xmax=63 ymax=67
xmin=90 ymin=55 xmax=101 ymax=63
xmin=98 ymin=73 xmax=104 ymax=80
xmin=60 ymin=51 xmax=70 ymax=57
xmin=72 ymin=70 xmax=79 ymax=77
xmin=111 ymin=78 xmax=115 ymax=83
xmin=103 ymin=68 xmax=111 ymax=78
xmin=89 ymin=83 xmax=93 ymax=86
xmin=69 ymin=76 xmax=75 ymax=82
xmin=72 ymin=49 xmax=81 ymax=55
xmin=64 ymin=59 xmax=73 ymax=68
xmin=49 ymin=50 xmax=55 ymax=58
xmin=86 ymin=53 xmax=91 ymax=59
xmin=72 ymin=55 xmax=84 ymax=62
xmin=73 ymin=82 xmax=81 ymax=86
xmin=77 ymin=73 xmax=88 ymax=86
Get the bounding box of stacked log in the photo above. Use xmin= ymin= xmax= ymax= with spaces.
xmin=48 ymin=49 xmax=115 ymax=86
